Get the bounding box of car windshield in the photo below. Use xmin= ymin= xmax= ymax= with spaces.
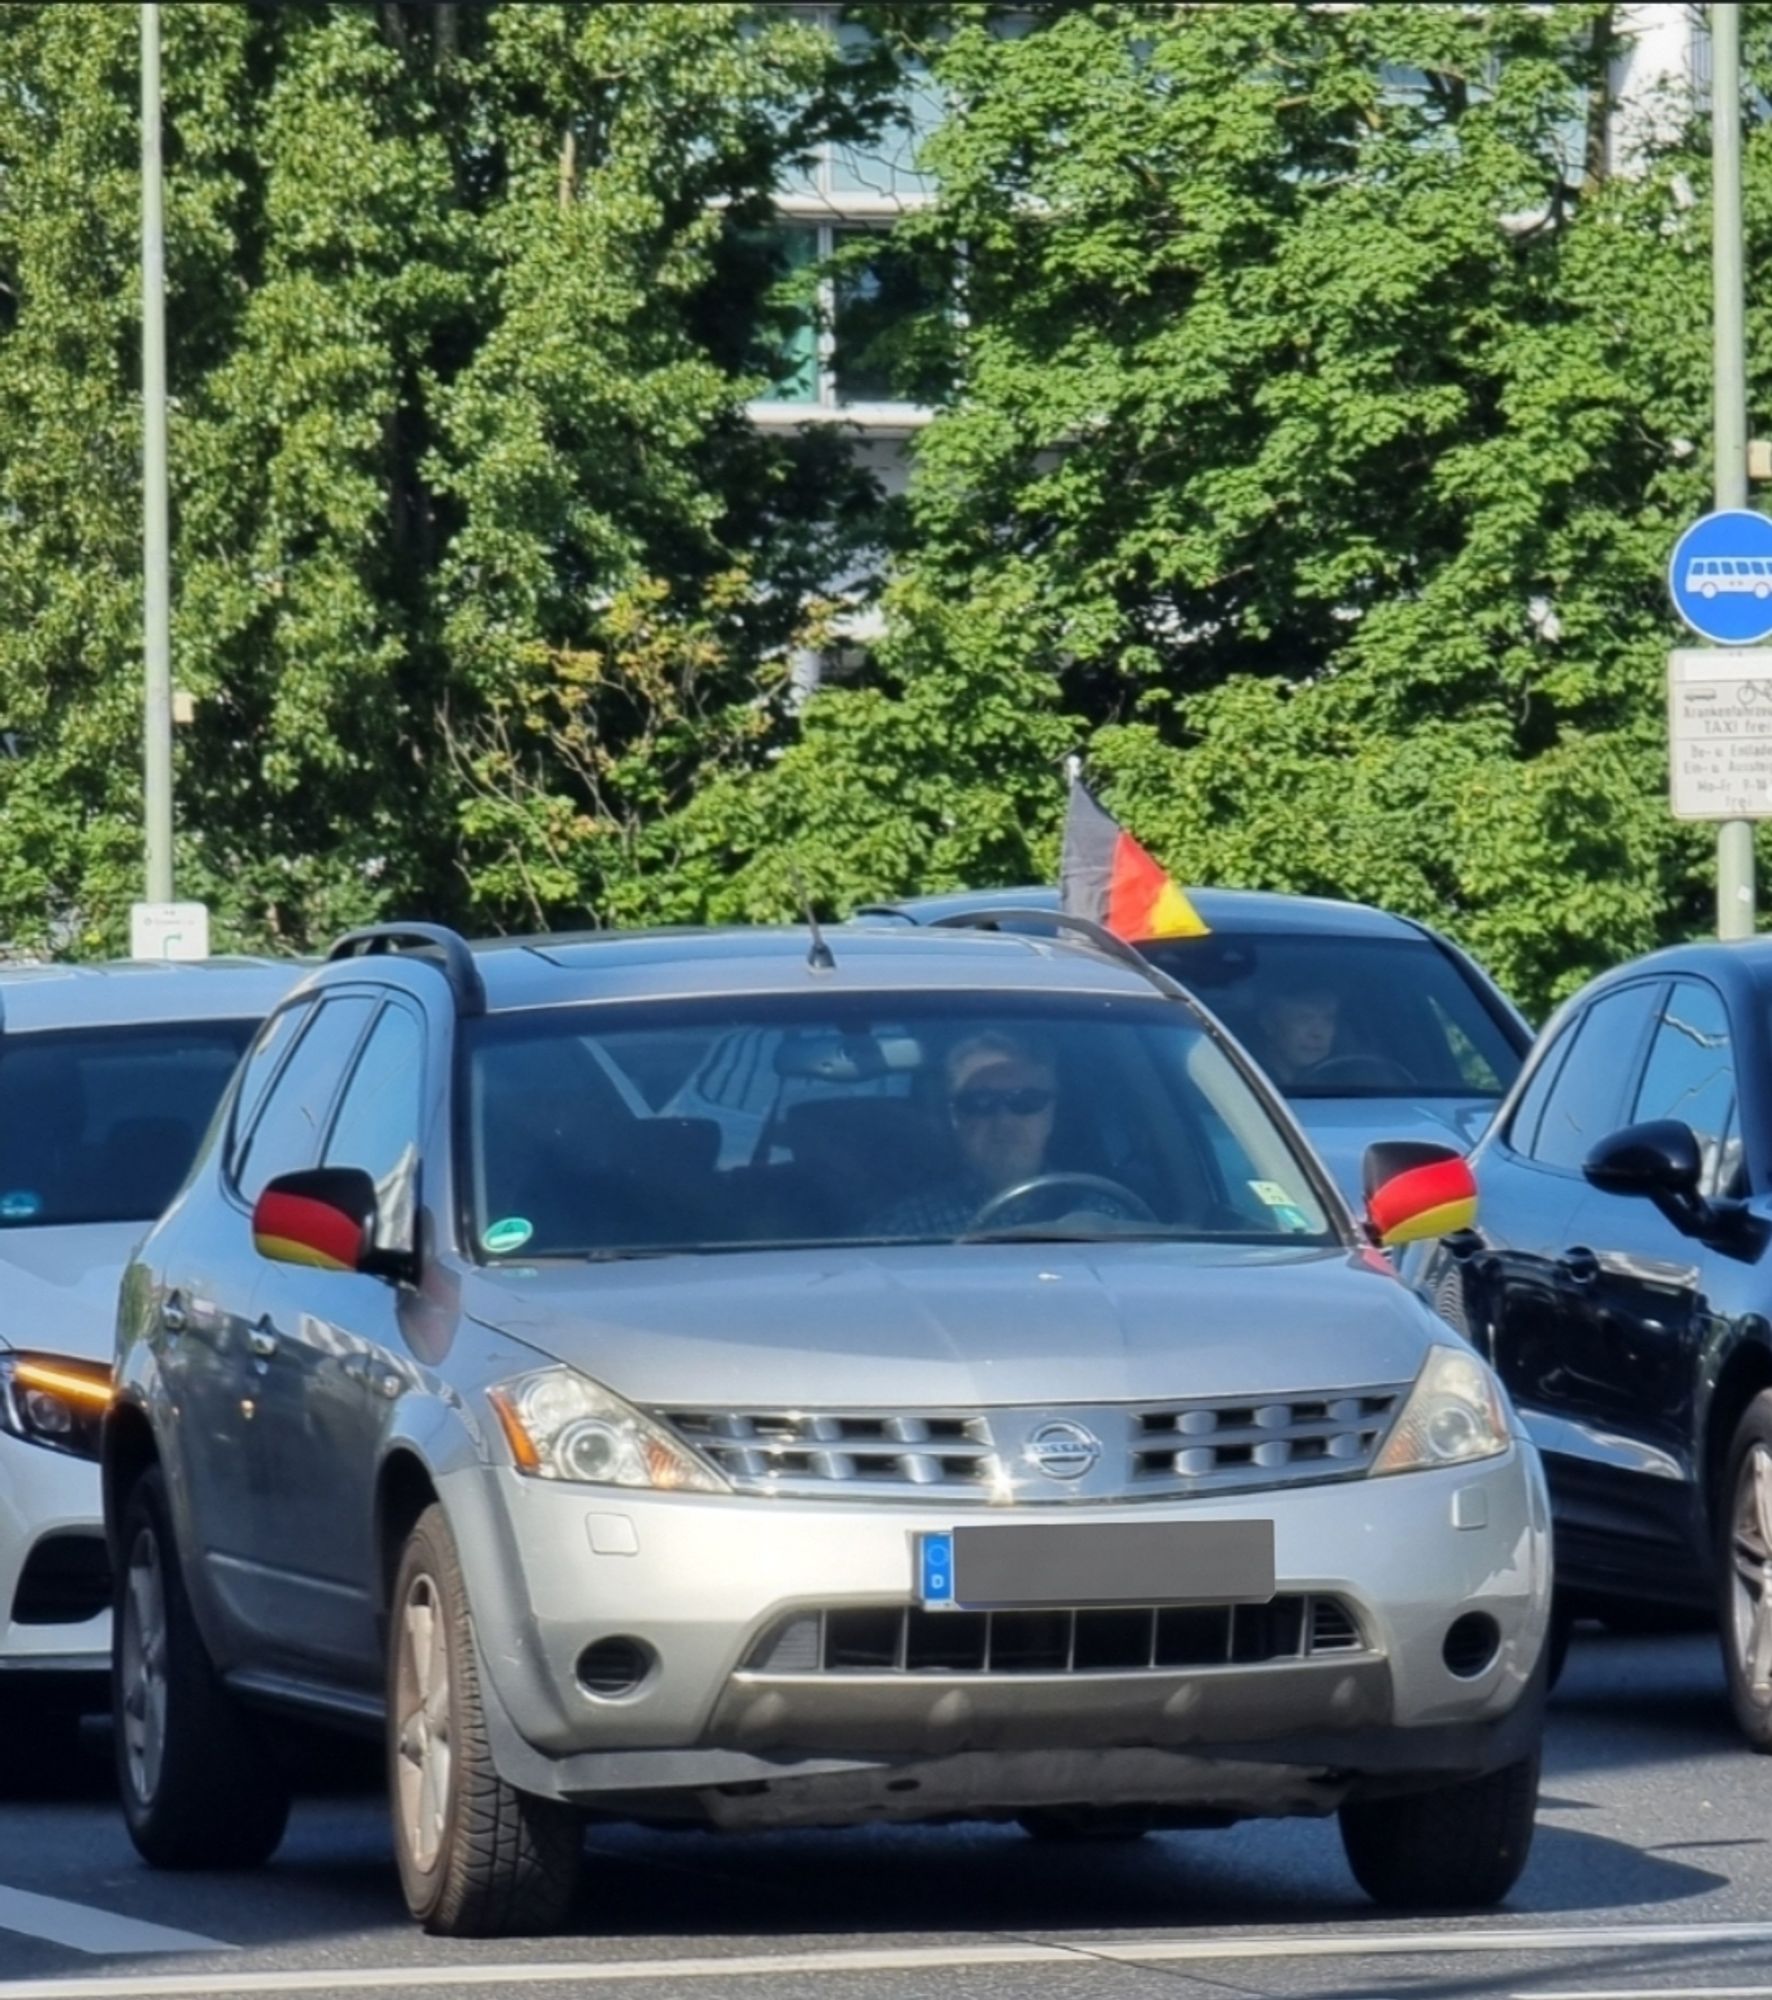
xmin=462 ymin=992 xmax=1338 ymax=1260
xmin=0 ymin=1020 xmax=258 ymax=1228
xmin=1135 ymin=935 xmax=1522 ymax=1101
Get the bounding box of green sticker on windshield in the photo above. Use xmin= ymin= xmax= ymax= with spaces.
xmin=482 ymin=1216 xmax=534 ymax=1255
xmin=1248 ymin=1181 xmax=1294 ymax=1208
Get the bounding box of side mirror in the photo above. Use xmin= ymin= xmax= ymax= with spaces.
xmin=1362 ymin=1141 xmax=1478 ymax=1250
xmin=1583 ymin=1120 xmax=1709 ymax=1236
xmin=1583 ymin=1120 xmax=1702 ymax=1201
xmin=251 ymin=1168 xmax=379 ymax=1275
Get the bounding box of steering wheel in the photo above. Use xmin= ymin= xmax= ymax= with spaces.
xmin=966 ymin=1172 xmax=1157 ymax=1234
xmin=1304 ymin=1053 xmax=1414 ymax=1089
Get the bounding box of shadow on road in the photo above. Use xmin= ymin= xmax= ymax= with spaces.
xmin=245 ymin=1802 xmax=1726 ymax=1951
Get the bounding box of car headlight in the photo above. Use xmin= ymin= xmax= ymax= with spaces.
xmin=1371 ymin=1344 xmax=1510 ymax=1476
xmin=486 ymin=1368 xmax=727 ymax=1493
xmin=0 ymin=1352 xmax=111 ymax=1461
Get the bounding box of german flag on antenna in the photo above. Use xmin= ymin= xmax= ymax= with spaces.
xmin=1060 ymin=779 xmax=1209 ymax=942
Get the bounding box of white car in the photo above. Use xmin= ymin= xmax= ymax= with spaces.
xmin=0 ymin=957 xmax=299 ymax=1757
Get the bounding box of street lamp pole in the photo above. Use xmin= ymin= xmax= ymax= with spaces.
xmin=140 ymin=2 xmax=173 ymax=904
xmin=1713 ymin=1 xmax=1754 ymax=938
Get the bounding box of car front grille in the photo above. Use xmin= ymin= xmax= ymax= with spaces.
xmin=745 ymin=1594 xmax=1367 ymax=1676
xmin=661 ymin=1387 xmax=1407 ymax=1502
xmin=663 ymin=1408 xmax=996 ymax=1489
xmin=1130 ymin=1393 xmax=1403 ymax=1494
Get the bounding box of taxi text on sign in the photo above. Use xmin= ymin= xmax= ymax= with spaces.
xmin=1667 ymin=650 xmax=1772 ymax=821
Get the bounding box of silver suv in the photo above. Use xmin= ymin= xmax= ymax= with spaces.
xmin=107 ymin=921 xmax=1550 ymax=1936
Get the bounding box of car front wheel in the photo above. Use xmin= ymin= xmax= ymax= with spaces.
xmin=1339 ymin=1754 xmax=1538 ymax=1908
xmin=113 ymin=1466 xmax=289 ymax=1868
xmin=1720 ymin=1394 xmax=1772 ymax=1749
xmin=387 ymin=1505 xmax=581 ymax=1936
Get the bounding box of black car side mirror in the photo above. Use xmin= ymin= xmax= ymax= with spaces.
xmin=1584 ymin=1120 xmax=1739 ymax=1244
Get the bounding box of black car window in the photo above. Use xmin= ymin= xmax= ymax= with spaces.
xmin=1632 ymin=980 xmax=1741 ymax=1198
xmin=1504 ymin=1025 xmax=1573 ymax=1159
xmin=1528 ymin=982 xmax=1662 ymax=1173
xmin=225 ymin=1000 xmax=314 ymax=1182
xmin=233 ymin=995 xmax=378 ymax=1203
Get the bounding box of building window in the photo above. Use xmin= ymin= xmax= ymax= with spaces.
xmin=758 ymin=220 xmax=943 ymax=411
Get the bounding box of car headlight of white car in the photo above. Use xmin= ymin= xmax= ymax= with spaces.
xmin=487 ymin=1367 xmax=727 ymax=1493
xmin=0 ymin=1351 xmax=111 ymax=1461
xmin=1372 ymin=1344 xmax=1510 ymax=1476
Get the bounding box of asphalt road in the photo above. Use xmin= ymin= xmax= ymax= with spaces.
xmin=1 ymin=1626 xmax=1770 ymax=2000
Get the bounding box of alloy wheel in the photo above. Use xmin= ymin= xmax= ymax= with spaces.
xmin=394 ymin=1572 xmax=453 ymax=1873
xmin=119 ymin=1526 xmax=168 ymax=1805
xmin=1730 ymin=1442 xmax=1772 ymax=1703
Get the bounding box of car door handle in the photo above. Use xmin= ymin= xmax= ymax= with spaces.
xmin=246 ymin=1321 xmax=279 ymax=1360
xmin=1558 ymin=1246 xmax=1600 ymax=1286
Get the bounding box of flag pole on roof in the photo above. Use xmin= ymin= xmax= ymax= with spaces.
xmin=1059 ymin=766 xmax=1210 ymax=943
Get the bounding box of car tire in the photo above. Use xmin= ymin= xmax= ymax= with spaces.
xmin=1338 ymin=1754 xmax=1538 ymax=1908
xmin=113 ymin=1466 xmax=290 ymax=1868
xmin=1718 ymin=1393 xmax=1772 ymax=1750
xmin=387 ymin=1504 xmax=581 ymax=1937
xmin=1018 ymin=1806 xmax=1152 ymax=1842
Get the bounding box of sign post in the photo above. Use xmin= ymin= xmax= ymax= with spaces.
xmin=1667 ymin=506 xmax=1772 ymax=932
xmin=1708 ymin=1 xmax=1752 ymax=936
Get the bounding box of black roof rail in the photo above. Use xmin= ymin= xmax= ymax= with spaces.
xmin=326 ymin=922 xmax=486 ymax=1017
xmin=925 ymin=906 xmax=1189 ymax=1005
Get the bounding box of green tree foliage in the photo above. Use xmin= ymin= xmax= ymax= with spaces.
xmin=670 ymin=2 xmax=1750 ymax=1015
xmin=0 ymin=1 xmax=883 ymax=952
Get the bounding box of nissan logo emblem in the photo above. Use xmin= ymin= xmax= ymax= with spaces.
xmin=1023 ymin=1420 xmax=1102 ymax=1481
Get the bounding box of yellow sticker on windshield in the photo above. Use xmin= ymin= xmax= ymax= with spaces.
xmin=1248 ymin=1181 xmax=1294 ymax=1207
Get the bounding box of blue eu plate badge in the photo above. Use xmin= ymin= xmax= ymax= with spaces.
xmin=918 ymin=1532 xmax=955 ymax=1608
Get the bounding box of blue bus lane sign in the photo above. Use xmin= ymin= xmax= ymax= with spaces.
xmin=1670 ymin=510 xmax=1772 ymax=645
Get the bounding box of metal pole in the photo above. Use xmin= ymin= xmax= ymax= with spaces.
xmin=1713 ymin=2 xmax=1754 ymax=937
xmin=141 ymin=3 xmax=173 ymax=904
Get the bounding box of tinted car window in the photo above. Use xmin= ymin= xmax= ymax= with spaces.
xmin=1632 ymin=980 xmax=1740 ymax=1197
xmin=226 ymin=1000 xmax=313 ymax=1179
xmin=463 ymin=993 xmax=1336 ymax=1259
xmin=323 ymin=1003 xmax=424 ymax=1185
xmin=1504 ymin=1027 xmax=1573 ymax=1158
xmin=1135 ymin=934 xmax=1520 ymax=1099
xmin=0 ymin=1021 xmax=259 ymax=1228
xmin=1528 ymin=983 xmax=1661 ymax=1172
xmin=234 ymin=995 xmax=377 ymax=1202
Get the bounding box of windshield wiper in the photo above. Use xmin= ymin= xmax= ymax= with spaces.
xmin=956 ymin=1224 xmax=1167 ymax=1245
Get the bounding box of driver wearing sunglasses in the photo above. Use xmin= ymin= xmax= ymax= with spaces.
xmin=874 ymin=1030 xmax=1120 ymax=1240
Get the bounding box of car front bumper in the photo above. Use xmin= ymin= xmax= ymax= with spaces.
xmin=444 ymin=1442 xmax=1551 ymax=1826
xmin=0 ymin=1431 xmax=109 ymax=1685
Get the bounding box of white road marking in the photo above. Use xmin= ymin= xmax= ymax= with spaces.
xmin=0 ymin=1886 xmax=229 ymax=1959
xmin=5 ymin=1920 xmax=1772 ymax=1995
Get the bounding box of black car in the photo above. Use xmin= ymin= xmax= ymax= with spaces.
xmin=1407 ymin=940 xmax=1772 ymax=1744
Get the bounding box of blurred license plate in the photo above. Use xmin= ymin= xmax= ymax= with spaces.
xmin=916 ymin=1522 xmax=1274 ymax=1610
